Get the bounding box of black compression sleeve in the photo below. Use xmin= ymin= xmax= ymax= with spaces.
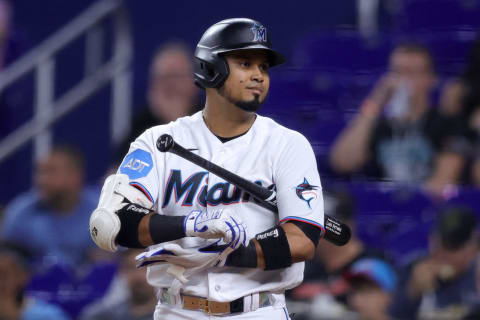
xmin=116 ymin=204 xmax=149 ymax=248
xmin=225 ymin=241 xmax=258 ymax=268
xmin=288 ymin=220 xmax=322 ymax=247
xmin=115 ymin=203 xmax=186 ymax=248
xmin=149 ymin=214 xmax=186 ymax=244
xmin=224 ymin=222 xmax=321 ymax=269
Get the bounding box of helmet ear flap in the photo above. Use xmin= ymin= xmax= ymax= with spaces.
xmin=193 ymin=58 xmax=212 ymax=88
xmin=197 ymin=60 xmax=213 ymax=77
xmin=194 ymin=56 xmax=229 ymax=88
xmin=215 ymin=56 xmax=230 ymax=88
xmin=205 ymin=63 xmax=216 ymax=78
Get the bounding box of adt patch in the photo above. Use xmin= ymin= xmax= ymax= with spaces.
xmin=120 ymin=149 xmax=153 ymax=179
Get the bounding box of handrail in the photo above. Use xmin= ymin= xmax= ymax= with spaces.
xmin=0 ymin=0 xmax=122 ymax=92
xmin=0 ymin=59 xmax=127 ymax=161
xmin=0 ymin=0 xmax=132 ymax=164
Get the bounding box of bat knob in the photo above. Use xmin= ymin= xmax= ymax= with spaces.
xmin=156 ymin=134 xmax=174 ymax=152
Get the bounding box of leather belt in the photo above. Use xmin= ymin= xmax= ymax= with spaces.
xmin=159 ymin=288 xmax=272 ymax=315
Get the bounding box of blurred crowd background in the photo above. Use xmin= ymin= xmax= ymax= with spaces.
xmin=1 ymin=0 xmax=480 ymax=319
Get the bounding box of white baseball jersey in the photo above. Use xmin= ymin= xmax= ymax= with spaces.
xmin=118 ymin=110 xmax=324 ymax=302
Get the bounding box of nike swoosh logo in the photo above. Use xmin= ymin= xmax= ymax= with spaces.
xmin=187 ymin=148 xmax=198 ymax=151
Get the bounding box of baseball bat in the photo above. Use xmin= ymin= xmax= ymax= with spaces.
xmin=156 ymin=134 xmax=350 ymax=246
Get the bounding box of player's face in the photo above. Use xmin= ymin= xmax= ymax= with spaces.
xmin=219 ymin=50 xmax=270 ymax=112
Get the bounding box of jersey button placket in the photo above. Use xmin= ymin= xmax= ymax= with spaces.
xmin=206 ymin=150 xmax=219 ymax=208
xmin=218 ymin=148 xmax=226 ymax=167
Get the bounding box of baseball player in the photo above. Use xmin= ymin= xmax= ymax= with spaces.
xmin=90 ymin=18 xmax=325 ymax=319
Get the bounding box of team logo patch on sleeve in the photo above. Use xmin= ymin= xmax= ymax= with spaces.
xmin=120 ymin=149 xmax=153 ymax=179
xmin=295 ymin=178 xmax=318 ymax=209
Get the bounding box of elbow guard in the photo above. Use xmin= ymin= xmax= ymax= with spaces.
xmin=89 ymin=174 xmax=153 ymax=252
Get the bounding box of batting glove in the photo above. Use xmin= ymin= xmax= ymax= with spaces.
xmin=135 ymin=241 xmax=236 ymax=282
xmin=184 ymin=209 xmax=247 ymax=250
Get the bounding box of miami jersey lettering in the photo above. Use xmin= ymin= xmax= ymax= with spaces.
xmin=162 ymin=169 xmax=272 ymax=208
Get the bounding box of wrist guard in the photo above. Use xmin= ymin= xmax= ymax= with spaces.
xmin=256 ymin=226 xmax=292 ymax=270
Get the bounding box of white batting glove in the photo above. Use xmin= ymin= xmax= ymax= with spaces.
xmin=184 ymin=209 xmax=247 ymax=250
xmin=135 ymin=241 xmax=230 ymax=269
xmin=135 ymin=241 xmax=236 ymax=283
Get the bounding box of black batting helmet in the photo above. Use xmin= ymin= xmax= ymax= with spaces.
xmin=194 ymin=18 xmax=286 ymax=88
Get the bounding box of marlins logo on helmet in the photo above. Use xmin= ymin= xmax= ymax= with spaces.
xmin=295 ymin=178 xmax=319 ymax=209
xmin=251 ymin=23 xmax=267 ymax=42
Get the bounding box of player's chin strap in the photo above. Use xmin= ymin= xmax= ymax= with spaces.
xmin=89 ymin=174 xmax=153 ymax=252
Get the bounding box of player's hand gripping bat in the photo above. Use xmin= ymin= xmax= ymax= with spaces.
xmin=156 ymin=134 xmax=351 ymax=246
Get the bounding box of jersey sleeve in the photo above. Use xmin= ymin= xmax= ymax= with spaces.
xmin=117 ymin=128 xmax=163 ymax=206
xmin=273 ymin=131 xmax=324 ymax=232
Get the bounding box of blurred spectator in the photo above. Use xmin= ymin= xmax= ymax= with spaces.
xmin=116 ymin=41 xmax=199 ymax=160
xmin=0 ymin=241 xmax=71 ymax=320
xmin=329 ymin=43 xmax=469 ymax=196
xmin=439 ymin=34 xmax=480 ymax=188
xmin=345 ymin=258 xmax=397 ymax=320
xmin=80 ymin=249 xmax=156 ymax=320
xmin=1 ymin=145 xmax=103 ymax=268
xmin=389 ymin=206 xmax=480 ymax=319
xmin=287 ymin=190 xmax=390 ymax=319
